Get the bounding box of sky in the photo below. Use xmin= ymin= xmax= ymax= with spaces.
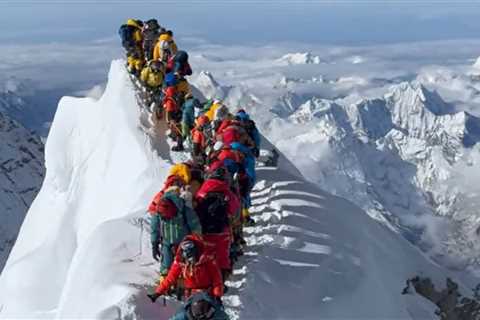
xmin=1 ymin=0 xmax=480 ymax=124
xmin=1 ymin=1 xmax=480 ymax=46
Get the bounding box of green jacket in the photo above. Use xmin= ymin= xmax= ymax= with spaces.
xmin=150 ymin=191 xmax=201 ymax=246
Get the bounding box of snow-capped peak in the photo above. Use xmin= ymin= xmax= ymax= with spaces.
xmin=2 ymin=77 xmax=34 ymax=96
xmin=385 ymin=81 xmax=453 ymax=116
xmin=473 ymin=56 xmax=480 ymax=69
xmin=191 ymin=70 xmax=226 ymax=100
xmin=277 ymin=52 xmax=321 ymax=65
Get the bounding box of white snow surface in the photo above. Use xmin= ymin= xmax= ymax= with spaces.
xmin=0 ymin=60 xmax=465 ymax=319
xmin=277 ymin=52 xmax=322 ymax=65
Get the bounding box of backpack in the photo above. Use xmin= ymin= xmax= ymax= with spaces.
xmin=157 ymin=197 xmax=178 ymax=220
xmin=197 ymin=192 xmax=229 ymax=233
xmin=118 ymin=24 xmax=136 ymax=49
xmin=144 ymin=19 xmax=160 ymax=31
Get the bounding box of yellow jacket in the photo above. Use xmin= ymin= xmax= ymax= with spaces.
xmin=176 ymin=79 xmax=191 ymax=97
xmin=140 ymin=66 xmax=164 ymax=88
xmin=169 ymin=163 xmax=191 ymax=185
xmin=127 ymin=55 xmax=145 ymax=71
xmin=126 ymin=19 xmax=143 ymax=44
xmin=153 ymin=34 xmax=178 ymax=62
xmin=204 ymin=101 xmax=222 ymax=121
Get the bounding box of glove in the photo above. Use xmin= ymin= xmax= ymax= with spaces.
xmin=152 ymin=242 xmax=161 ymax=262
xmin=147 ymin=292 xmax=161 ymax=303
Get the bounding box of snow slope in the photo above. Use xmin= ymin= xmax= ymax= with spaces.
xmin=0 ymin=60 xmax=173 ymax=318
xmin=0 ymin=60 xmax=464 ymax=319
xmin=0 ymin=112 xmax=44 ymax=272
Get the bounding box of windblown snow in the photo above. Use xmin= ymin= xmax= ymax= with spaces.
xmin=0 ymin=60 xmax=469 ymax=319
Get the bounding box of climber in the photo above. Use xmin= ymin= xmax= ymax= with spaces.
xmin=163 ymin=86 xmax=184 ymax=151
xmin=166 ymin=50 xmax=193 ymax=77
xmin=207 ymin=141 xmax=244 ymax=176
xmin=182 ymin=94 xmax=202 ymax=143
xmin=148 ymin=183 xmax=202 ymax=278
xmin=212 ymin=104 xmax=230 ymax=132
xmin=126 ymin=46 xmax=145 ymax=77
xmin=216 ymin=117 xmax=254 ymax=148
xmin=163 ymin=292 xmax=229 ymax=320
xmin=176 ymin=78 xmax=192 ymax=104
xmin=153 ymin=31 xmax=178 ymax=63
xmin=142 ymin=19 xmax=162 ymax=61
xmin=235 ymin=109 xmax=261 ymax=157
xmin=204 ymin=100 xmax=223 ymax=122
xmin=140 ymin=60 xmax=165 ymax=115
xmin=118 ymin=19 xmax=144 ymax=54
xmin=195 ymin=166 xmax=240 ymax=281
xmin=147 ymin=235 xmax=224 ymax=301
xmin=230 ymin=141 xmax=257 ymax=226
xmin=191 ymin=115 xmax=210 ymax=163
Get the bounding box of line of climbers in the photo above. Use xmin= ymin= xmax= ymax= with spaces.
xmin=119 ymin=19 xmax=263 ymax=320
xmin=119 ymin=18 xmax=192 ymax=152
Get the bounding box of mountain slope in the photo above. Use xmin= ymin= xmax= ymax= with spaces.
xmin=0 ymin=111 xmax=44 ymax=272
xmin=0 ymin=60 xmax=466 ymax=319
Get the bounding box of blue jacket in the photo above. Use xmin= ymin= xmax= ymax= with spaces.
xmin=236 ymin=111 xmax=261 ymax=147
xmin=230 ymin=142 xmax=256 ymax=184
xmin=150 ymin=190 xmax=201 ymax=246
xmin=182 ymin=98 xmax=198 ymax=127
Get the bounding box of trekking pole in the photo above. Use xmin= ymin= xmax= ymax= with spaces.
xmin=163 ymin=297 xmax=167 ymax=307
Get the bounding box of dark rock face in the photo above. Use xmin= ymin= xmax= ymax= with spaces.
xmin=0 ymin=111 xmax=45 ymax=272
xmin=404 ymin=276 xmax=480 ymax=320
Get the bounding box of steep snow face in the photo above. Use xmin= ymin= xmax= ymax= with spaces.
xmin=0 ymin=112 xmax=44 ymax=272
xmin=277 ymin=52 xmax=322 ymax=65
xmin=0 ymin=60 xmax=174 ymax=318
xmin=0 ymin=60 xmax=457 ymax=319
xmin=236 ymin=167 xmax=451 ymax=319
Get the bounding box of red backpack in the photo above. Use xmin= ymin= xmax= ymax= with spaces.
xmin=156 ymin=197 xmax=177 ymax=220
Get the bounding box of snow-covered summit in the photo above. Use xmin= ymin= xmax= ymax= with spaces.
xmin=277 ymin=52 xmax=321 ymax=65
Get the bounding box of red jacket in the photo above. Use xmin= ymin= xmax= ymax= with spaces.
xmin=147 ymin=175 xmax=184 ymax=215
xmin=216 ymin=119 xmax=233 ymax=134
xmin=163 ymin=96 xmax=178 ymax=112
xmin=155 ymin=235 xmax=223 ymax=297
xmin=195 ymin=179 xmax=240 ymax=218
xmin=218 ymin=148 xmax=243 ymax=164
